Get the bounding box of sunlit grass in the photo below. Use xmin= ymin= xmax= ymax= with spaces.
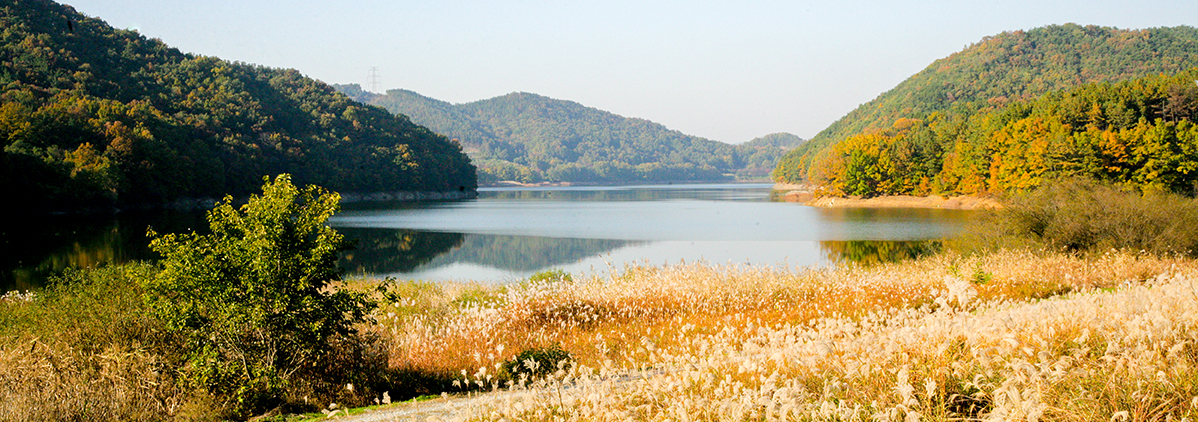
xmin=0 ymin=264 xmax=196 ymax=420
xmin=4 ymin=250 xmax=1195 ymax=420
xmin=356 ymin=250 xmax=1198 ymax=420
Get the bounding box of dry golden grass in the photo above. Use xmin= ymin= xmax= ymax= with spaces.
xmin=363 ymin=250 xmax=1198 ymax=421
xmin=0 ymin=338 xmax=195 ymax=422
xmin=3 ymin=251 xmax=1192 ymax=420
xmin=0 ymin=264 xmax=217 ymax=422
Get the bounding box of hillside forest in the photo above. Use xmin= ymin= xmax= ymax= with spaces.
xmin=0 ymin=0 xmax=476 ymax=212
xmin=809 ymin=70 xmax=1198 ymax=197
xmin=772 ymin=24 xmax=1198 ymax=197
xmin=336 ymin=85 xmax=804 ymax=185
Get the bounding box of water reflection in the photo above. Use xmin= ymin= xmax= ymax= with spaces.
xmin=419 ymin=235 xmax=635 ymax=272
xmin=481 ymin=184 xmax=774 ymax=202
xmin=0 ymin=211 xmax=205 ymax=291
xmin=337 ymin=228 xmax=465 ymax=274
xmin=337 ymin=228 xmax=637 ymax=277
xmin=3 ymin=184 xmax=978 ymax=290
xmin=811 ymin=207 xmax=973 ymax=241
xmin=819 ymin=240 xmax=942 ymax=266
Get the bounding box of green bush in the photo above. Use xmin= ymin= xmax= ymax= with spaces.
xmin=144 ymin=174 xmax=375 ymax=417
xmin=956 ymin=178 xmax=1198 ymax=256
xmin=499 ymin=346 xmax=573 ymax=382
xmin=451 ymin=285 xmax=506 ymax=308
xmin=1 ymin=263 xmax=161 ymax=348
xmin=528 ymin=269 xmax=572 ymax=284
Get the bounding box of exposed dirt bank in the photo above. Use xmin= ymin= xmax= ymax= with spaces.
xmin=773 ymin=184 xmax=1002 ymax=210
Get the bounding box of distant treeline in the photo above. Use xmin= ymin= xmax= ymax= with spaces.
xmin=1 ymin=0 xmax=476 ymax=212
xmin=336 ymin=85 xmax=804 ymax=184
xmin=774 ymin=24 xmax=1198 ymax=196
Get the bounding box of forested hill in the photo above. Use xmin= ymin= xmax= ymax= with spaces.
xmin=336 ymin=84 xmax=804 ymax=184
xmin=773 ymin=24 xmax=1198 ymax=185
xmin=0 ymin=0 xmax=476 ymax=212
xmin=806 ymin=68 xmax=1198 ymax=198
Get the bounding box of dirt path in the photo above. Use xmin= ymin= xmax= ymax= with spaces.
xmin=331 ymin=369 xmax=666 ymax=421
xmin=330 ymin=393 xmax=479 ymax=422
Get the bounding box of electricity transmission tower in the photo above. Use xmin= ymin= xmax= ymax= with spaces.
xmin=368 ymin=67 xmax=381 ymax=93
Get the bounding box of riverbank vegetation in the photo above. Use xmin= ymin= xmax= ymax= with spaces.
xmin=1 ymin=176 xmax=403 ymax=420
xmin=9 ymin=250 xmax=1196 ymax=420
xmin=362 ymin=180 xmax=1198 ymax=420
xmin=445 ymin=252 xmax=1198 ymax=421
xmin=6 ymin=178 xmax=1198 ymax=420
xmin=957 ymin=177 xmax=1198 ymax=256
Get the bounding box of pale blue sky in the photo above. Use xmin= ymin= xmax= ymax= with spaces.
xmin=64 ymin=0 xmax=1198 ymax=143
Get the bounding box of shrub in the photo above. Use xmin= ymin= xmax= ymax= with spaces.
xmin=956 ymin=177 xmax=1198 ymax=256
xmin=528 ymin=269 xmax=572 ymax=283
xmin=144 ymin=174 xmax=375 ymax=417
xmin=499 ymin=346 xmax=573 ymax=382
xmin=1 ymin=263 xmax=162 ymax=350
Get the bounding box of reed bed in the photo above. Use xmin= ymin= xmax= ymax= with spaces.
xmin=368 ymin=250 xmax=1198 ymax=421
xmin=0 ymin=264 xmax=206 ymax=422
xmin=0 ymin=339 xmax=191 ymax=421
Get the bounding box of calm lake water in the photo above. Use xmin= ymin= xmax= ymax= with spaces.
xmin=0 ymin=183 xmax=976 ymax=290
xmin=329 ymin=183 xmax=975 ymax=282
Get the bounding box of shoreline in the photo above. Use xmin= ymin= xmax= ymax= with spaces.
xmin=772 ymin=183 xmax=1002 ymax=210
xmin=38 ymin=189 xmax=480 ymax=216
xmin=481 ymin=179 xmax=772 ymax=188
xmin=154 ymin=189 xmax=480 ymax=211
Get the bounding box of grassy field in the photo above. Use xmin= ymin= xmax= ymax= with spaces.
xmin=356 ymin=250 xmax=1198 ymax=421
xmin=3 ymin=250 xmax=1197 ymax=420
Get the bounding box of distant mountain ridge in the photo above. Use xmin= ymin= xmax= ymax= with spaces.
xmin=774 ymin=24 xmax=1198 ymax=184
xmin=0 ymin=0 xmax=476 ymax=212
xmin=336 ymin=84 xmax=804 ymax=184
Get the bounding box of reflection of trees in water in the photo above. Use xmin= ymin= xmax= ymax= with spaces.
xmin=337 ymin=229 xmax=634 ymax=275
xmin=4 ymin=219 xmax=637 ymax=289
xmin=820 ymin=240 xmax=941 ymax=266
xmin=482 ymin=186 xmax=770 ymax=203
xmin=424 ymin=235 xmax=634 ymax=272
xmin=337 ymin=228 xmax=464 ymax=275
xmin=1 ymin=211 xmax=206 ymax=291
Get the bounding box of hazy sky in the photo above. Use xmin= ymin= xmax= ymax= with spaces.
xmin=64 ymin=0 xmax=1198 ymax=143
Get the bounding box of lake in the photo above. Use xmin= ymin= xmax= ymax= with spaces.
xmin=328 ymin=183 xmax=975 ymax=282
xmin=0 ymin=183 xmax=976 ymax=291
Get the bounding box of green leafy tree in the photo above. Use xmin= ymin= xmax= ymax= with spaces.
xmin=144 ymin=174 xmax=374 ymax=416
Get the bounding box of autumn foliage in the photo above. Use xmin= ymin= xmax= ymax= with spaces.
xmin=801 ymin=69 xmax=1198 ymax=197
